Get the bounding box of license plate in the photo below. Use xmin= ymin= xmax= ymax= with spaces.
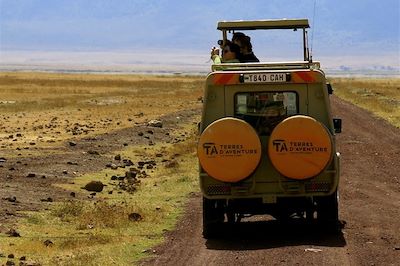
xmin=242 ymin=73 xmax=288 ymax=83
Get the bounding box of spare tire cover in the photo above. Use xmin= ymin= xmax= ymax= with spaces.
xmin=198 ymin=117 xmax=262 ymax=182
xmin=268 ymin=115 xmax=333 ymax=180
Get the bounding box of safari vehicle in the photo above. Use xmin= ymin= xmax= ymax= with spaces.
xmin=197 ymin=19 xmax=342 ymax=238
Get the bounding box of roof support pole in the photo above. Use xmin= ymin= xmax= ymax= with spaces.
xmin=222 ymin=30 xmax=227 ymax=46
xmin=303 ymin=28 xmax=307 ymax=61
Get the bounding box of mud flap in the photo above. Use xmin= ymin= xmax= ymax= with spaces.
xmin=202 ymin=197 xmax=225 ymax=239
xmin=316 ymin=190 xmax=340 ymax=233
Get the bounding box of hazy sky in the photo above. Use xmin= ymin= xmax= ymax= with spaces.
xmin=0 ymin=0 xmax=399 ymax=70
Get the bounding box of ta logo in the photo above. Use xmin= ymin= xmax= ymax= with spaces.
xmin=203 ymin=142 xmax=218 ymax=155
xmin=272 ymin=139 xmax=288 ymax=152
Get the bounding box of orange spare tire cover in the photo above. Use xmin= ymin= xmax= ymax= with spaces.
xmin=198 ymin=117 xmax=262 ymax=182
xmin=268 ymin=115 xmax=333 ymax=180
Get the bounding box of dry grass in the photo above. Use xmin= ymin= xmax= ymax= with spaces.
xmin=0 ymin=72 xmax=203 ymax=156
xmin=0 ymin=125 xmax=200 ymax=265
xmin=329 ymin=77 xmax=400 ymax=127
xmin=0 ymin=72 xmax=202 ymax=265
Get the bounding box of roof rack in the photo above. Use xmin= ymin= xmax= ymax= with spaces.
xmin=217 ymin=19 xmax=310 ymax=31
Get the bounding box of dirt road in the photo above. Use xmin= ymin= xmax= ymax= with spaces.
xmin=141 ymin=96 xmax=400 ymax=266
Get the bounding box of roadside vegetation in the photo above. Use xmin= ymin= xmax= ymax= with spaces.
xmin=329 ymin=77 xmax=400 ymax=128
xmin=1 ymin=131 xmax=199 ymax=265
xmin=0 ymin=72 xmax=202 ymax=265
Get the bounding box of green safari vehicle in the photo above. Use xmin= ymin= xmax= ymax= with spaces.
xmin=197 ymin=19 xmax=342 ymax=238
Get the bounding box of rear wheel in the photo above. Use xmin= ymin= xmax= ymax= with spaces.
xmin=202 ymin=197 xmax=225 ymax=239
xmin=316 ymin=190 xmax=340 ymax=232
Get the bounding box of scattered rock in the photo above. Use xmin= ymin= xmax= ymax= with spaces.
xmin=87 ymin=224 xmax=94 ymax=229
xmin=110 ymin=163 xmax=118 ymax=170
xmin=305 ymin=248 xmax=322 ymax=253
xmin=147 ymin=120 xmax=162 ymax=128
xmin=40 ymin=197 xmax=53 ymax=202
xmin=6 ymin=229 xmax=20 ymax=237
xmin=142 ymin=249 xmax=156 ymax=254
xmin=128 ymin=212 xmax=142 ymax=222
xmin=6 ymin=260 xmax=15 ymax=266
xmin=70 ymin=192 xmax=76 ymax=197
xmin=114 ymin=154 xmax=121 ymax=160
xmin=146 ymin=160 xmax=156 ymax=165
xmin=125 ymin=169 xmax=137 ymax=179
xmin=165 ymin=160 xmax=179 ymax=168
xmin=135 ymin=112 xmax=144 ymax=117
xmin=82 ymin=181 xmax=106 ymax=192
xmin=62 ymin=170 xmax=68 ymax=174
xmin=117 ymin=181 xmax=138 ymax=193
xmin=87 ymin=150 xmax=100 ymax=155
xmin=43 ymin=239 xmax=53 ymax=247
xmin=19 ymin=256 xmax=26 ymax=261
xmin=69 ymin=141 xmax=77 ymax=146
xmin=0 ymin=157 xmax=6 ymax=163
xmin=8 ymin=254 xmax=14 ymax=258
xmin=122 ymin=159 xmax=134 ymax=167
xmin=3 ymin=196 xmax=17 ymax=202
xmin=26 ymin=173 xmax=36 ymax=178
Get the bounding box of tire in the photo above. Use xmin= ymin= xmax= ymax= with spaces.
xmin=202 ymin=197 xmax=225 ymax=239
xmin=316 ymin=190 xmax=340 ymax=232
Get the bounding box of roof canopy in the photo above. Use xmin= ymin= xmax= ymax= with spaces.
xmin=217 ymin=19 xmax=310 ymax=31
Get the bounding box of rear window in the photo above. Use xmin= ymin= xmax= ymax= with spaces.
xmin=234 ymin=92 xmax=298 ymax=135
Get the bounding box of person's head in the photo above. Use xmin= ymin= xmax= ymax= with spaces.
xmin=232 ymin=32 xmax=253 ymax=53
xmin=232 ymin=32 xmax=246 ymax=43
xmin=222 ymin=41 xmax=241 ymax=61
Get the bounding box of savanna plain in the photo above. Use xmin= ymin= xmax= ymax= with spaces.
xmin=0 ymin=72 xmax=399 ymax=265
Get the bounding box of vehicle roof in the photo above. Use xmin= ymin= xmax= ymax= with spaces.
xmin=217 ymin=19 xmax=310 ymax=31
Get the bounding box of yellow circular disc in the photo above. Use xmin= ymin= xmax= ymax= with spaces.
xmin=268 ymin=115 xmax=333 ymax=180
xmin=198 ymin=118 xmax=262 ymax=182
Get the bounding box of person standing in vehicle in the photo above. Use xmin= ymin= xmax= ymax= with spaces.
xmin=210 ymin=40 xmax=241 ymax=64
xmin=232 ymin=32 xmax=260 ymax=63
